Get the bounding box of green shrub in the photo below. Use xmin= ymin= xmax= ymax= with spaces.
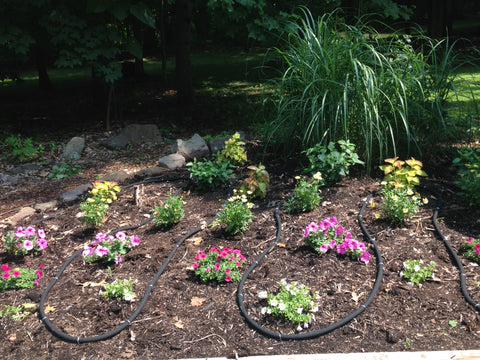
xmin=186 ymin=158 xmax=234 ymax=190
xmin=151 ymin=194 xmax=185 ymax=229
xmin=284 ymin=172 xmax=323 ymax=213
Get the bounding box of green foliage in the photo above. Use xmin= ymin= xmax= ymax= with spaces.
xmin=284 ymin=173 xmax=323 ymax=213
xmin=192 ymin=247 xmax=246 ymax=283
xmin=216 ymin=132 xmax=247 ymax=166
xmin=2 ymin=135 xmax=42 ymax=163
xmin=187 ymin=158 xmax=234 ymax=191
xmin=82 ymin=232 xmax=140 ymax=264
xmin=380 ymin=187 xmax=425 ymax=225
xmin=400 ymin=259 xmax=436 ymax=285
xmin=379 ymin=157 xmax=427 ymax=189
xmin=48 ymin=162 xmax=82 ymax=179
xmin=218 ymin=192 xmax=254 ymax=235
xmin=259 ymin=280 xmax=319 ymax=326
xmin=305 ymin=140 xmax=364 ymax=185
xmin=80 ymin=181 xmax=121 ymax=227
xmin=101 ymin=278 xmax=135 ymax=301
xmin=461 ymin=235 xmax=480 ymax=263
xmin=151 ymin=194 xmax=185 ymax=229
xmin=0 ymin=264 xmax=43 ymax=293
xmin=0 ymin=304 xmax=24 ymax=321
xmin=239 ymin=164 xmax=270 ymax=199
xmin=265 ymin=9 xmax=471 ymax=173
xmin=452 ymin=147 xmax=480 ymax=209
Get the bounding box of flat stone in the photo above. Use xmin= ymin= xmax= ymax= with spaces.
xmin=171 ymin=133 xmax=209 ymax=160
xmin=100 ymin=170 xmax=131 ymax=183
xmin=59 ymin=184 xmax=92 ymax=204
xmin=8 ymin=207 xmax=36 ymax=226
xmin=158 ymin=153 xmax=186 ymax=169
xmin=34 ymin=200 xmax=59 ymax=212
xmin=135 ymin=166 xmax=166 ymax=177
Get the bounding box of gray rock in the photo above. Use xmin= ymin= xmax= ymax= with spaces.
xmin=99 ymin=170 xmax=131 ymax=183
xmin=59 ymin=183 xmax=92 ymax=204
xmin=10 ymin=163 xmax=42 ymax=175
xmin=0 ymin=173 xmax=20 ymax=186
xmin=158 ymin=153 xmax=186 ymax=169
xmin=35 ymin=200 xmax=59 ymax=212
xmin=135 ymin=166 xmax=166 ymax=177
xmin=171 ymin=133 xmax=209 ymax=160
xmin=62 ymin=137 xmax=85 ymax=161
xmin=101 ymin=124 xmax=163 ymax=150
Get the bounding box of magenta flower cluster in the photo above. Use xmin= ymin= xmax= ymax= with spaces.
xmin=5 ymin=226 xmax=48 ymax=256
xmin=302 ymin=216 xmax=371 ymax=264
xmin=0 ymin=264 xmax=44 ymax=292
xmin=192 ymin=247 xmax=246 ymax=283
xmin=462 ymin=234 xmax=480 ymax=263
xmin=82 ymin=232 xmax=140 ymax=264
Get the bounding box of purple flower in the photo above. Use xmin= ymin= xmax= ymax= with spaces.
xmin=328 ymin=239 xmax=336 ymax=249
xmin=25 ymin=226 xmax=36 ymax=237
xmin=23 ymin=240 xmax=34 ymax=251
xmin=344 ymin=231 xmax=353 ymax=241
xmin=360 ymin=251 xmax=371 ymax=263
xmin=115 ymin=254 xmax=123 ymax=264
xmin=328 ymin=216 xmax=338 ymax=226
xmin=36 ymin=238 xmax=48 ymax=250
xmin=334 ymin=226 xmax=344 ymax=236
xmin=336 ymin=243 xmax=347 ymax=255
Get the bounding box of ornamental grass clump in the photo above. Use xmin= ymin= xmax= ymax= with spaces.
xmin=192 ymin=247 xmax=246 ymax=283
xmin=302 ymin=217 xmax=371 ymax=263
xmin=462 ymin=235 xmax=480 ymax=263
xmin=3 ymin=226 xmax=48 ymax=256
xmin=82 ymin=232 xmax=140 ymax=265
xmin=217 ymin=191 xmax=254 ymax=235
xmin=0 ymin=264 xmax=44 ymax=292
xmin=80 ymin=181 xmax=121 ymax=227
xmin=284 ymin=172 xmax=323 ymax=213
xmin=258 ymin=279 xmax=319 ymax=331
xmin=452 ymin=147 xmax=480 ymax=209
xmin=400 ymin=259 xmax=436 ymax=285
xmin=151 ymin=194 xmax=185 ymax=229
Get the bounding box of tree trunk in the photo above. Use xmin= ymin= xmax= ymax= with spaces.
xmin=175 ymin=0 xmax=193 ymax=118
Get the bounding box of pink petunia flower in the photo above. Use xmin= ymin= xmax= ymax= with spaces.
xmin=36 ymin=238 xmax=48 ymax=250
xmin=205 ymin=267 xmax=211 ymax=272
xmin=23 ymin=240 xmax=34 ymax=251
xmin=360 ymin=251 xmax=372 ymax=264
xmin=329 ymin=239 xmax=336 ymax=249
xmin=329 ymin=216 xmax=338 ymax=226
xmin=225 ymin=276 xmax=232 ymax=282
xmin=308 ymin=222 xmax=319 ymax=232
xmin=15 ymin=227 xmax=26 ymax=238
xmin=1 ymin=264 xmax=10 ymax=272
xmin=25 ymin=226 xmax=36 ymax=237
xmin=235 ymin=261 xmax=241 ymax=266
xmin=82 ymin=246 xmax=93 ymax=257
xmin=95 ymin=232 xmax=107 ymax=241
xmin=192 ymin=263 xmax=199 ymax=269
xmin=95 ymin=246 xmax=110 ymax=257
xmin=12 ymin=270 xmax=20 ymax=277
xmin=115 ymin=232 xmax=126 ymax=241
xmin=39 ymin=264 xmax=44 ymax=268
xmin=129 ymin=236 xmax=140 ymax=248
xmin=34 ymin=279 xmax=39 ymax=285
xmin=466 ymin=237 xmax=473 ymax=243
xmin=36 ymin=270 xmax=43 ymax=279
xmin=336 ymin=243 xmax=347 ymax=255
xmin=344 ymin=232 xmax=353 ymax=241
xmin=474 ymin=244 xmax=480 ymax=255
xmin=214 ymin=263 xmax=220 ymax=271
xmin=319 ymin=244 xmax=329 ymax=253
xmin=334 ymin=226 xmax=344 ymax=236
xmin=225 ymin=268 xmax=231 ymax=274
xmin=2 ymin=272 xmax=10 ymax=279
xmin=37 ymin=229 xmax=46 ymax=239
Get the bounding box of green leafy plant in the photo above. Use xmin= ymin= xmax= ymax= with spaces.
xmin=461 ymin=234 xmax=480 ymax=263
xmin=3 ymin=226 xmax=48 ymax=256
xmin=79 ymin=181 xmax=121 ymax=227
xmin=217 ymin=191 xmax=254 ymax=235
xmin=449 ymin=320 xmax=458 ymax=328
xmin=400 ymin=259 xmax=436 ymax=285
xmin=284 ymin=172 xmax=324 ymax=213
xmin=452 ymin=147 xmax=480 ymax=208
xmin=239 ymin=164 xmax=270 ymax=199
xmin=0 ymin=303 xmax=37 ymax=321
xmin=380 ymin=157 xmax=427 ymax=189
xmin=380 ymin=186 xmax=427 ymax=225
xmin=2 ymin=135 xmax=42 ymax=162
xmin=305 ymin=140 xmax=364 ymax=185
xmin=192 ymin=247 xmax=246 ymax=283
xmin=48 ymin=162 xmax=82 ymax=178
xmin=0 ymin=264 xmax=44 ymax=292
xmin=100 ymin=278 xmax=135 ymax=302
xmin=216 ymin=132 xmax=247 ymax=166
xmin=151 ymin=194 xmax=185 ymax=229
xmin=302 ymin=217 xmax=371 ymax=263
xmin=258 ymin=280 xmax=319 ymax=330
xmin=186 ymin=158 xmax=234 ymax=190
xmin=82 ymin=232 xmax=140 ymax=264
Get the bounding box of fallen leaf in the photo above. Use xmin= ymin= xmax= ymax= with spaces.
xmin=174 ymin=319 xmax=184 ymax=329
xmin=187 ymin=236 xmax=203 ymax=245
xmin=191 ymin=297 xmax=206 ymax=306
xmin=277 ymin=243 xmax=286 ymax=248
xmin=82 ymin=280 xmax=106 ymax=288
xmin=44 ymin=305 xmax=56 ymax=313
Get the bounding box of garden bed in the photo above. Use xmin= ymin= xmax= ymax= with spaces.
xmin=1 ymin=140 xmax=480 ymax=360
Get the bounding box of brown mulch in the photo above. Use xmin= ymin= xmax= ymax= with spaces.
xmin=1 ymin=135 xmax=480 ymax=360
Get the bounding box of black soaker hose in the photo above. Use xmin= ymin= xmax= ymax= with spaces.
xmin=236 ymin=188 xmax=385 ymax=340
xmin=421 ymin=185 xmax=480 ymax=313
xmin=38 ymin=175 xmax=247 ymax=343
